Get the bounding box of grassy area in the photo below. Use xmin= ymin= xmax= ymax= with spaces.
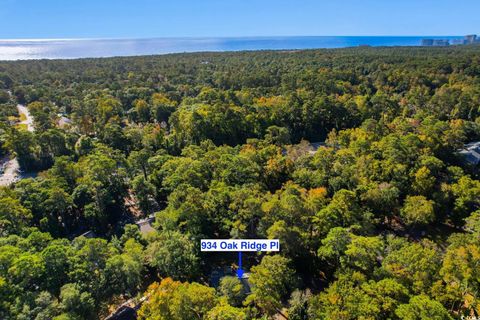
xmin=19 ymin=113 xmax=27 ymax=121
xmin=16 ymin=123 xmax=28 ymax=131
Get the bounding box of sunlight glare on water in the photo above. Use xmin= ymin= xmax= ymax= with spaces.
xmin=0 ymin=36 xmax=464 ymax=60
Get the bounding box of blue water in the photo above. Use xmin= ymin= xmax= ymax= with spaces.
xmin=0 ymin=36 xmax=465 ymax=60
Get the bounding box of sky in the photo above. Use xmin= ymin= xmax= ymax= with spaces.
xmin=0 ymin=0 xmax=478 ymax=39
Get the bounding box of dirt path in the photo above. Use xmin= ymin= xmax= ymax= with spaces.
xmin=0 ymin=104 xmax=35 ymax=186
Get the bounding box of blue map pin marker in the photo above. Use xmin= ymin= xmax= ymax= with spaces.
xmin=236 ymin=251 xmax=244 ymax=279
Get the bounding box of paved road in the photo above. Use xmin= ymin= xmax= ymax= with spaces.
xmin=0 ymin=104 xmax=34 ymax=186
xmin=0 ymin=155 xmax=20 ymax=186
xmin=17 ymin=104 xmax=34 ymax=132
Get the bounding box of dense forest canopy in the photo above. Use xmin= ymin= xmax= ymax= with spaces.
xmin=0 ymin=46 xmax=479 ymax=319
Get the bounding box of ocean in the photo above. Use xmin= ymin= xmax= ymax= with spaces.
xmin=0 ymin=36 xmax=465 ymax=60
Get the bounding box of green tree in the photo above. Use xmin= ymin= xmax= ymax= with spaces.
xmin=41 ymin=242 xmax=71 ymax=294
xmin=248 ymin=255 xmax=296 ymax=316
xmin=314 ymin=189 xmax=372 ymax=236
xmin=8 ymin=253 xmax=45 ymax=290
xmin=206 ymin=299 xmax=247 ymax=320
xmin=465 ymin=210 xmax=480 ymax=236
xmin=318 ymin=227 xmax=352 ymax=268
xmin=138 ymin=278 xmax=218 ymax=320
xmin=218 ymin=276 xmax=245 ymax=307
xmin=68 ymin=238 xmax=110 ymax=302
xmin=74 ymin=147 xmax=128 ymax=231
xmin=343 ymin=235 xmax=383 ymax=274
xmin=128 ymin=148 xmax=153 ymax=179
xmin=382 ymin=239 xmax=441 ymax=294
xmin=134 ymin=99 xmax=151 ymax=123
xmin=131 ymin=175 xmax=156 ymax=214
xmin=308 ymin=273 xmax=373 ymax=320
xmin=450 ymin=176 xmax=480 ymax=225
xmin=0 ymin=197 xmax=32 ymax=236
xmin=401 ymin=195 xmax=435 ymax=227
xmin=74 ymin=135 xmax=94 ymax=157
xmin=151 ymin=93 xmax=176 ymax=123
xmin=287 ymin=290 xmax=311 ymax=320
xmin=412 ymin=166 xmax=436 ymax=195
xmin=146 ymin=231 xmax=199 ymax=280
xmin=170 ymin=282 xmax=217 ymax=320
xmin=438 ymin=240 xmax=480 ymax=315
xmin=308 ymin=274 xmax=409 ymax=320
xmin=96 ymin=96 xmax=123 ymax=125
xmin=6 ymin=128 xmax=37 ymax=170
xmin=59 ymin=283 xmax=95 ymax=320
xmin=395 ymin=295 xmax=452 ymax=320
xmin=104 ymin=239 xmax=144 ymax=297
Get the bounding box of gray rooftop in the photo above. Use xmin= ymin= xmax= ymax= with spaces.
xmin=459 ymin=142 xmax=480 ymax=166
xmin=136 ymin=217 xmax=155 ymax=234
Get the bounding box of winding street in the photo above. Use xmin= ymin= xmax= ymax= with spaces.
xmin=0 ymin=104 xmax=35 ymax=187
xmin=17 ymin=104 xmax=34 ymax=132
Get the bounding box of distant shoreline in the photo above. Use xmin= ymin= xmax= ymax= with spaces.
xmin=0 ymin=35 xmax=467 ymax=42
xmin=0 ymin=36 xmax=467 ymax=61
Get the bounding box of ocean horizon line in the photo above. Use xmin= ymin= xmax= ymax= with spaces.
xmin=0 ymin=35 xmax=467 ymax=42
xmin=0 ymin=35 xmax=470 ymax=61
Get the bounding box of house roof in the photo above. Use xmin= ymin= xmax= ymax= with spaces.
xmin=459 ymin=142 xmax=480 ymax=166
xmin=58 ymin=116 xmax=72 ymax=127
xmin=136 ymin=217 xmax=155 ymax=234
